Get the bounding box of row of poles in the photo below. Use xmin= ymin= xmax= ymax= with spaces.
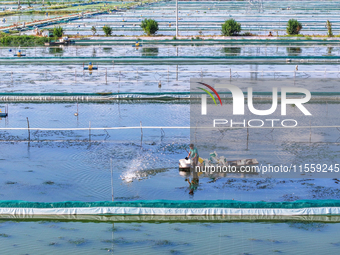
xmin=1 ymin=67 xmax=336 ymax=86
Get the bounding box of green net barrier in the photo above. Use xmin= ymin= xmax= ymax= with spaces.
xmin=1 ymin=200 xmax=340 ymax=209
xmin=2 ymin=56 xmax=340 ymax=60
xmin=75 ymin=38 xmax=339 ymax=46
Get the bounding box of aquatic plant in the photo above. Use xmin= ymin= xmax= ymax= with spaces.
xmin=154 ymin=240 xmax=175 ymax=246
xmin=102 ymin=25 xmax=112 ymax=36
xmin=5 ymin=181 xmax=17 ymax=185
xmin=326 ymin=20 xmax=333 ymax=37
xmin=221 ymin=19 xmax=241 ymax=36
xmin=140 ymin=18 xmax=159 ymax=36
xmin=43 ymin=181 xmax=55 ymax=185
xmin=286 ymin=19 xmax=302 ymax=35
xmin=68 ymin=238 xmax=87 ymax=246
xmin=242 ymin=32 xmax=255 ymax=36
xmin=53 ymin=26 xmax=64 ymax=38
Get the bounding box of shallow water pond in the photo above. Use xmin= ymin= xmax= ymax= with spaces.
xmin=1 ymin=218 xmax=340 ymax=254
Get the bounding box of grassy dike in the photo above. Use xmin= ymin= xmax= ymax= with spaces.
xmin=0 ymin=32 xmax=52 ymax=46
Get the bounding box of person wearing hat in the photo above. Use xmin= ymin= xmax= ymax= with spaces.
xmin=17 ymin=49 xmax=21 ymax=57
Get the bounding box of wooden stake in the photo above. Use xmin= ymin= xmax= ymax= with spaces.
xmin=110 ymin=158 xmax=114 ymax=202
xmin=89 ymin=121 xmax=91 ymax=141
xmin=26 ymin=117 xmax=30 ymax=141
xmin=140 ymin=121 xmax=143 ymax=147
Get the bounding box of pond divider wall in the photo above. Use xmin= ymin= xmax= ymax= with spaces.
xmin=1 ymin=200 xmax=340 ymax=216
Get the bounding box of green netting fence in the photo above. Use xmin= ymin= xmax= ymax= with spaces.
xmin=1 ymin=200 xmax=340 ymax=209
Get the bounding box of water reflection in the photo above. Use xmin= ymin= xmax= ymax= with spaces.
xmin=221 ymin=47 xmax=241 ymax=56
xmin=48 ymin=47 xmax=63 ymax=55
xmin=328 ymin=47 xmax=333 ymax=55
xmin=286 ymin=47 xmax=302 ymax=56
xmin=141 ymin=47 xmax=159 ymax=56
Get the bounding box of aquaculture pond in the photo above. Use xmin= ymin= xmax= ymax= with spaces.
xmin=1 ymin=1 xmax=340 ymax=253
xmin=0 ymin=13 xmax=60 ymax=26
xmin=1 ymin=217 xmax=340 ymax=254
xmin=0 ymin=62 xmax=339 ymax=93
xmin=1 ymin=101 xmax=340 ymax=202
xmin=45 ymin=0 xmax=340 ymax=36
xmin=2 ymin=45 xmax=340 ymax=58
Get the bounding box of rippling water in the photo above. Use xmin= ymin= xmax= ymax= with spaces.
xmin=1 ymin=217 xmax=340 ymax=254
xmin=0 ymin=102 xmax=340 ymax=202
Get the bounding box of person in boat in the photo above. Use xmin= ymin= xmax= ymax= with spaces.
xmin=187 ymin=144 xmax=199 ymax=169
xmin=17 ymin=49 xmax=22 ymax=57
xmin=135 ymin=41 xmax=140 ymax=47
xmin=268 ymin=31 xmax=273 ymax=37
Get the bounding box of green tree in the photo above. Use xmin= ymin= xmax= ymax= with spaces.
xmin=221 ymin=19 xmax=241 ymax=36
xmin=102 ymin=25 xmax=112 ymax=36
xmin=326 ymin=20 xmax=333 ymax=37
xmin=140 ymin=18 xmax=159 ymax=36
xmin=286 ymin=19 xmax=302 ymax=35
xmin=53 ymin=26 xmax=63 ymax=38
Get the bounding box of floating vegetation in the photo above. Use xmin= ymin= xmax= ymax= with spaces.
xmin=311 ymin=186 xmax=340 ymax=199
xmin=107 ymin=226 xmax=121 ymax=233
xmin=0 ymin=233 xmax=10 ymax=237
xmin=68 ymin=238 xmax=88 ymax=246
xmin=282 ymin=194 xmax=300 ymax=201
xmin=154 ymin=240 xmax=175 ymax=246
xmin=43 ymin=181 xmax=55 ymax=185
xmin=222 ymin=178 xmax=276 ymax=191
xmin=218 ymin=234 xmax=231 ymax=238
xmin=288 ymin=222 xmax=326 ymax=231
xmin=5 ymin=181 xmax=17 ymax=185
xmin=170 ymin=250 xmax=181 ymax=254
xmin=114 ymin=196 xmax=141 ymax=201
xmin=101 ymin=237 xmax=189 ymax=247
xmin=249 ymin=238 xmax=287 ymax=244
xmin=101 ymin=237 xmax=131 ymax=245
